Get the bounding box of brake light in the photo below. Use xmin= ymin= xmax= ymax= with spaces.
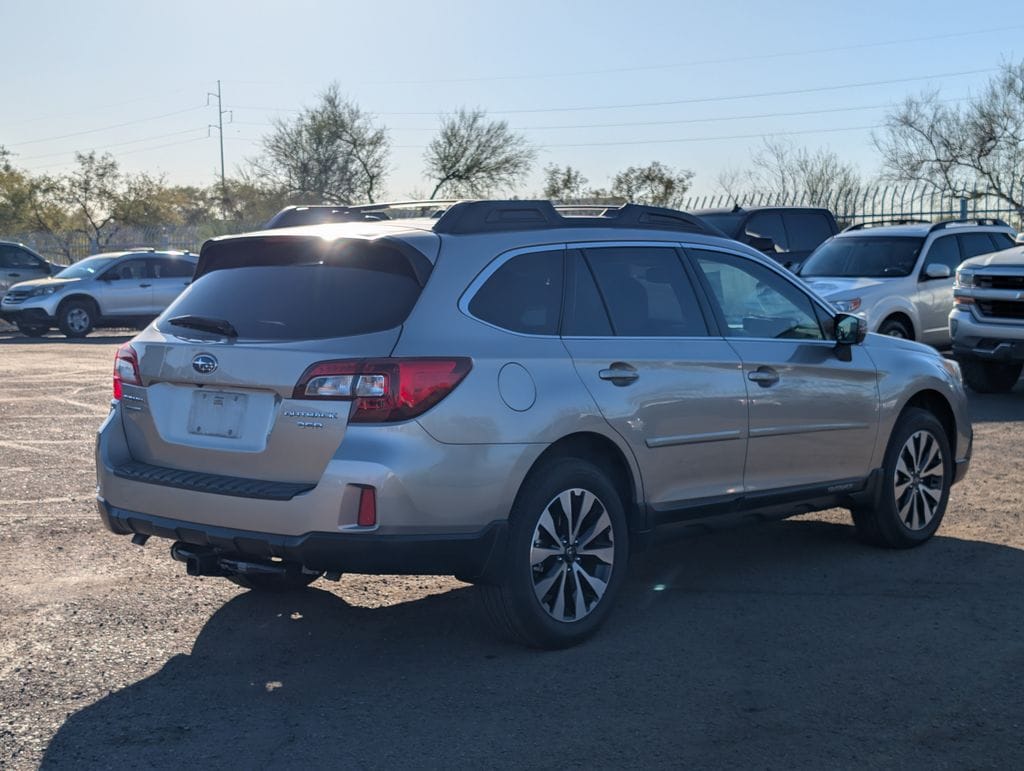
xmin=293 ymin=358 xmax=472 ymax=422
xmin=112 ymin=343 xmax=141 ymax=400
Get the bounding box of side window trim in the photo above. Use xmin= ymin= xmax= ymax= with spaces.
xmin=560 ymin=248 xmax=614 ymax=338
xmin=458 ymin=243 xmax=567 ymax=338
xmin=679 ymin=243 xmax=835 ymax=343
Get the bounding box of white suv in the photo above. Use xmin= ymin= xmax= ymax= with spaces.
xmin=798 ymin=219 xmax=1017 ymax=346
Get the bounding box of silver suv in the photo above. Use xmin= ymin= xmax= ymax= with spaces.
xmin=950 ymin=240 xmax=1024 ymax=392
xmin=799 ymin=219 xmax=1017 ymax=345
xmin=95 ymin=201 xmax=972 ymax=648
xmin=0 ymin=249 xmax=197 ymax=338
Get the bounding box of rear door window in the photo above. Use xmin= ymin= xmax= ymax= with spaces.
xmin=989 ymin=232 xmax=1016 ymax=251
xmin=744 ymin=212 xmax=789 ymax=251
xmin=958 ymin=233 xmax=997 ymax=259
xmin=160 ymin=241 xmax=424 ymax=341
xmin=150 ymin=257 xmax=196 ymax=278
xmin=582 ymin=246 xmax=707 ymax=337
xmin=783 ymin=212 xmax=835 ymax=252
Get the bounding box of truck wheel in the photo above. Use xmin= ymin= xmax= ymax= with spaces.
xmin=878 ymin=317 xmax=912 ymax=339
xmin=478 ymin=458 xmax=629 ymax=649
xmin=959 ymin=358 xmax=1022 ymax=394
xmin=852 ymin=408 xmax=951 ymax=549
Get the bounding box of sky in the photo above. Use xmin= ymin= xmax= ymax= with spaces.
xmin=3 ymin=0 xmax=1022 ymax=200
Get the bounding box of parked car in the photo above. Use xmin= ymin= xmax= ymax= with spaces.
xmin=0 ymin=240 xmax=61 ymax=302
xmin=95 ymin=200 xmax=971 ymax=648
xmin=798 ymin=219 xmax=1017 ymax=346
xmin=691 ymin=205 xmax=839 ymax=270
xmin=0 ymin=249 xmax=197 ymax=338
xmin=950 ymin=240 xmax=1024 ymax=392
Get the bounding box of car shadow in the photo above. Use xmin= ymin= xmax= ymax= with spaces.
xmin=40 ymin=520 xmax=1024 ymax=768
xmin=0 ymin=333 xmax=132 ymax=345
xmin=968 ymin=379 xmax=1024 ymax=422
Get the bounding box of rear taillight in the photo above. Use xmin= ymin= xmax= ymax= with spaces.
xmin=293 ymin=358 xmax=472 ymax=423
xmin=112 ymin=343 xmax=141 ymax=400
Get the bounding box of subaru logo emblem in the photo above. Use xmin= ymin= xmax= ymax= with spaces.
xmin=192 ymin=353 xmax=218 ymax=374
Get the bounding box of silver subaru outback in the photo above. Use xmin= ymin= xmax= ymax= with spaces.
xmin=95 ymin=201 xmax=972 ymax=648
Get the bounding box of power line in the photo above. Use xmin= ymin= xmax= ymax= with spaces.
xmin=4 ymin=105 xmax=207 ymax=148
xmin=351 ymin=25 xmax=1024 ymax=85
xmin=23 ymin=135 xmax=210 ymax=171
xmin=543 ymin=123 xmax=883 ymax=148
xmin=380 ymin=67 xmax=998 ymax=115
xmin=16 ymin=127 xmax=209 ymax=162
xmin=0 ymin=87 xmax=198 ymax=130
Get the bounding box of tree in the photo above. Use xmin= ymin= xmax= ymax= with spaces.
xmin=875 ymin=61 xmax=1024 ymax=216
xmin=424 ymin=108 xmax=536 ymax=199
xmin=750 ymin=139 xmax=863 ymax=207
xmin=252 ymin=84 xmax=389 ymax=204
xmin=609 ymin=161 xmax=693 ymax=208
xmin=27 ymin=152 xmax=171 ymax=258
xmin=0 ymin=146 xmax=36 ymax=233
xmin=542 ymin=164 xmax=589 ymax=200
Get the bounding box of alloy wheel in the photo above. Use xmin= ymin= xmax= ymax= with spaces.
xmin=530 ymin=488 xmax=615 ymax=622
xmin=893 ymin=430 xmax=945 ymax=531
xmin=66 ymin=307 xmax=91 ymax=333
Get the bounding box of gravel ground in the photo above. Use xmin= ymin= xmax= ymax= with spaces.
xmin=1 ymin=332 xmax=1022 ymax=769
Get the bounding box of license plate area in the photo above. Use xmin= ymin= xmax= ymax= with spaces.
xmin=188 ymin=390 xmax=248 ymax=438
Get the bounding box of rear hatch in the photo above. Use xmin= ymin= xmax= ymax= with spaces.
xmin=117 ymin=233 xmax=434 ymax=484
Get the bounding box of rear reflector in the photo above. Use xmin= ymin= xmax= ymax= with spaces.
xmin=357 ymin=486 xmax=377 ymax=527
xmin=112 ymin=343 xmax=141 ymax=400
xmin=293 ymin=358 xmax=472 ymax=423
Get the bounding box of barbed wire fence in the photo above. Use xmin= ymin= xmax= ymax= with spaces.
xmin=7 ymin=184 xmax=1022 ymax=263
xmin=681 ymin=183 xmax=1024 ymax=230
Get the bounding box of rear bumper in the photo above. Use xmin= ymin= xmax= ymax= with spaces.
xmin=97 ymin=497 xmax=507 ymax=580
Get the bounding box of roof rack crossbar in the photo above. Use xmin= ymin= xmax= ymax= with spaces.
xmin=432 ymin=200 xmax=715 ymax=236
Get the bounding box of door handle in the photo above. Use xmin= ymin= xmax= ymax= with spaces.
xmin=139 ymin=283 xmax=152 ymax=288
xmin=747 ymin=367 xmax=780 ymax=387
xmin=8 ymin=273 xmax=20 ymax=277
xmin=599 ymin=364 xmax=639 ymax=385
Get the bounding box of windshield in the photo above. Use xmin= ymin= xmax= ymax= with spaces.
xmin=800 ymin=236 xmax=924 ymax=278
xmin=56 ymin=255 xmax=117 ymax=279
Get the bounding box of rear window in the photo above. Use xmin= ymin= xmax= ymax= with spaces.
xmin=158 ymin=244 xmax=422 ymax=340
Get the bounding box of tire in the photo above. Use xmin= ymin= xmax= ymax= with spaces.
xmin=478 ymin=457 xmax=629 ymax=649
xmin=227 ymin=569 xmax=322 ymax=592
xmin=16 ymin=322 xmax=48 ymax=338
xmin=878 ymin=317 xmax=912 ymax=340
xmin=852 ymin=407 xmax=952 ymax=549
xmin=57 ymin=299 xmax=96 ymax=338
xmin=959 ymin=358 xmax=1022 ymax=394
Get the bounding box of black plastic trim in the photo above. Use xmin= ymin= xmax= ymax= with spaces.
xmin=112 ymin=461 xmax=316 ymax=501
xmin=97 ymin=499 xmax=507 ymax=580
xmin=433 ymin=200 xmax=715 ymax=236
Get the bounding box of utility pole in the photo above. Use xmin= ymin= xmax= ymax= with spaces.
xmin=207 ymin=80 xmax=232 ymax=218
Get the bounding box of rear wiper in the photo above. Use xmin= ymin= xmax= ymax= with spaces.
xmin=167 ymin=314 xmax=239 ymax=338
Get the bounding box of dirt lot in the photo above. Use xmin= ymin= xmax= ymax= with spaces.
xmin=1 ymin=332 xmax=1022 ymax=769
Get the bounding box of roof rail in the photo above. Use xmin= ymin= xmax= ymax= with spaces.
xmin=843 ymin=219 xmax=930 ymax=232
xmin=928 ymin=217 xmax=1009 ymax=232
xmin=432 ymin=200 xmax=715 ymax=236
xmin=264 ymin=200 xmax=457 ymax=229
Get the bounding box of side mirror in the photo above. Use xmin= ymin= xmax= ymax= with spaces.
xmin=744 ymin=233 xmax=776 ymax=253
xmin=923 ymin=263 xmax=952 ymax=280
xmin=835 ymin=312 xmax=867 ymax=346
xmin=1015 ymin=232 xmax=1024 ymax=245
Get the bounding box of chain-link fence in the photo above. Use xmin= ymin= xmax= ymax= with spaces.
xmin=681 ymin=184 xmax=1024 ymax=230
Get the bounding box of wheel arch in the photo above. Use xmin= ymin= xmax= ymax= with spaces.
xmin=900 ymin=389 xmax=958 ymax=457
xmin=878 ymin=310 xmax=916 ymax=340
xmin=57 ymin=293 xmax=101 ymax=316
xmin=518 ymin=431 xmax=646 ymax=535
